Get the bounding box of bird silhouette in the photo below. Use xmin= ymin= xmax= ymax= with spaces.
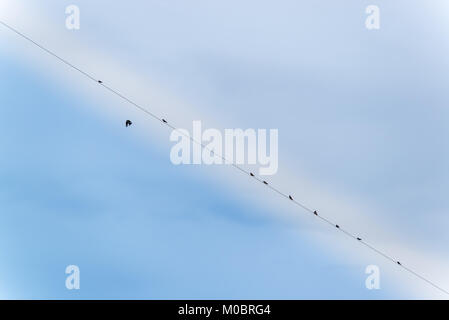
xmin=125 ymin=120 xmax=132 ymax=127
xmin=289 ymin=195 xmax=293 ymax=200
xmin=313 ymin=210 xmax=318 ymax=216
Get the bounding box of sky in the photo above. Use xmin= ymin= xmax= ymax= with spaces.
xmin=0 ymin=1 xmax=448 ymax=299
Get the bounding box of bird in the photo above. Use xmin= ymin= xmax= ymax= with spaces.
xmin=357 ymin=237 xmax=362 ymax=241
xmin=125 ymin=120 xmax=132 ymax=127
xmin=263 ymin=181 xmax=268 ymax=185
xmin=313 ymin=210 xmax=318 ymax=216
xmin=289 ymin=195 xmax=293 ymax=200
xmin=162 ymin=119 xmax=167 ymax=123
xmin=335 ymin=224 xmax=340 ymax=228
xmin=397 ymin=261 xmax=402 ymax=266
xmin=249 ymin=172 xmax=254 ymax=177
xmin=98 ymin=80 xmax=103 ymax=84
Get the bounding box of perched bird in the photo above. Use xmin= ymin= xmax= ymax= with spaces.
xmin=125 ymin=120 xmax=132 ymax=127
xmin=249 ymin=172 xmax=255 ymax=177
xmin=397 ymin=261 xmax=402 ymax=266
xmin=289 ymin=195 xmax=293 ymax=200
xmin=263 ymin=181 xmax=268 ymax=185
xmin=335 ymin=224 xmax=340 ymax=229
xmin=313 ymin=210 xmax=318 ymax=216
xmin=357 ymin=237 xmax=362 ymax=241
xmin=162 ymin=119 xmax=168 ymax=123
xmin=98 ymin=80 xmax=103 ymax=84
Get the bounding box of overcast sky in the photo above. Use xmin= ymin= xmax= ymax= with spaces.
xmin=0 ymin=0 xmax=448 ymax=299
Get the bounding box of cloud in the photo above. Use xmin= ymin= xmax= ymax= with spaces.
xmin=1 ymin=0 xmax=448 ymax=298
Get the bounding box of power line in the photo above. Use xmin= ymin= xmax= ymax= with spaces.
xmin=1 ymin=20 xmax=447 ymax=296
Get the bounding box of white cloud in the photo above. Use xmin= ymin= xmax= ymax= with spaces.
xmin=1 ymin=0 xmax=448 ymax=299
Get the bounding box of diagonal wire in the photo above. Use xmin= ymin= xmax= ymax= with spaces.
xmin=1 ymin=20 xmax=447 ymax=296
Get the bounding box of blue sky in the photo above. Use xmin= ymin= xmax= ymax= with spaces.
xmin=0 ymin=1 xmax=448 ymax=299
